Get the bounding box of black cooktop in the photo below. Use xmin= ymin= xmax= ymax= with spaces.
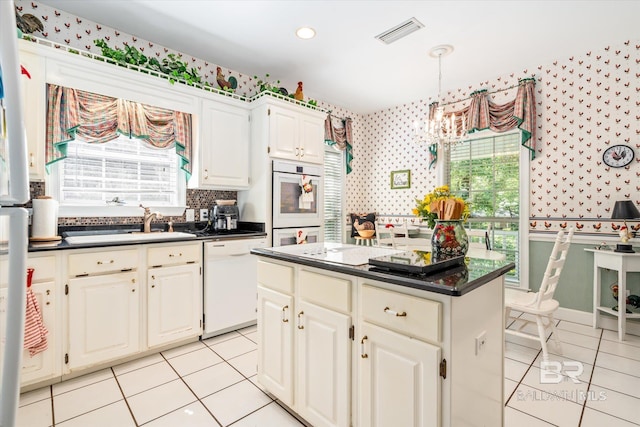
xmin=368 ymin=250 xmax=465 ymax=275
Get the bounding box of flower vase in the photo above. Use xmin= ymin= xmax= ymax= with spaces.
xmin=430 ymin=220 xmax=469 ymax=258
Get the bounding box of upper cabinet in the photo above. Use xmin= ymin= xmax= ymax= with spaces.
xmin=18 ymin=42 xmax=46 ymax=181
xmin=252 ymin=96 xmax=326 ymax=165
xmin=195 ymin=98 xmax=250 ymax=189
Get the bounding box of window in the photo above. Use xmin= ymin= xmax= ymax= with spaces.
xmin=49 ymin=135 xmax=186 ymax=217
xmin=324 ymin=146 xmax=345 ymax=242
xmin=448 ymin=132 xmax=522 ymax=284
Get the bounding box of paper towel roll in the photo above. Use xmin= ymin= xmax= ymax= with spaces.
xmin=31 ymin=197 xmax=59 ymax=239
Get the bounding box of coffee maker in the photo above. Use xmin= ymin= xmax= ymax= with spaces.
xmin=212 ymin=203 xmax=239 ymax=231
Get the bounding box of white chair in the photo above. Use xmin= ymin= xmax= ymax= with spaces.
xmin=466 ymin=224 xmax=507 ymax=260
xmin=504 ymin=227 xmax=574 ymax=361
xmin=378 ymin=222 xmax=431 ymax=250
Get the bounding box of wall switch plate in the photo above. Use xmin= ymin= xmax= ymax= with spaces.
xmin=200 ymin=208 xmax=209 ymax=220
xmin=185 ymin=208 xmax=195 ymax=222
xmin=475 ymin=331 xmax=487 ymax=355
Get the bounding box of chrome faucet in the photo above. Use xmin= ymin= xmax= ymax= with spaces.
xmin=140 ymin=205 xmax=163 ymax=233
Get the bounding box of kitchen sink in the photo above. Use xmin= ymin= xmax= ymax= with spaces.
xmin=64 ymin=231 xmax=196 ymax=245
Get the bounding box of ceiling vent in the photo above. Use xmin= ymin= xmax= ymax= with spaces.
xmin=375 ymin=17 xmax=424 ymax=44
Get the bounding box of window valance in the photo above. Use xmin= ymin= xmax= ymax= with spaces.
xmin=45 ymin=84 xmax=193 ymax=177
xmin=324 ymin=114 xmax=354 ymax=174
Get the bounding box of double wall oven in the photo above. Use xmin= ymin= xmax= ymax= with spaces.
xmin=272 ymin=160 xmax=323 ymax=246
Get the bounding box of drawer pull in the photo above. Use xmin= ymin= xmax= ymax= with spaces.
xmin=384 ymin=307 xmax=407 ymax=317
xmin=360 ymin=335 xmax=368 ymax=358
xmin=282 ymin=305 xmax=289 ymax=323
xmin=297 ymin=311 xmax=304 ymax=329
xmin=97 ymin=260 xmax=114 ymax=265
xmin=168 ymin=253 xmax=183 ymax=258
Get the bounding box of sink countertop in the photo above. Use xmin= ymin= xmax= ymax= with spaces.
xmin=252 ymin=242 xmax=515 ymax=297
xmin=26 ymin=222 xmax=267 ymax=253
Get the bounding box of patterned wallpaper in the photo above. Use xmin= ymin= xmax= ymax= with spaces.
xmin=15 ymin=1 xmax=640 ymax=236
xmin=346 ymin=39 xmax=640 ymax=237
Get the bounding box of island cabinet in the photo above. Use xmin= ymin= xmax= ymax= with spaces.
xmin=196 ymin=98 xmax=250 ymax=189
xmin=250 ymin=95 xmax=326 ymax=165
xmin=257 ymin=260 xmax=354 ymax=427
xmin=254 ymin=250 xmax=507 ymax=427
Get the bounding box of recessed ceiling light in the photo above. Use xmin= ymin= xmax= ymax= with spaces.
xmin=296 ymin=27 xmax=316 ymax=39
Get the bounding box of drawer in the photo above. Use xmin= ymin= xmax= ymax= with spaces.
xmin=299 ymin=269 xmax=351 ymax=313
xmin=257 ymin=260 xmax=294 ymax=294
xmin=0 ymin=255 xmax=56 ymax=285
xmin=68 ymin=249 xmax=138 ymax=276
xmin=361 ymin=284 xmax=441 ymax=344
xmin=148 ymin=243 xmax=200 ymax=266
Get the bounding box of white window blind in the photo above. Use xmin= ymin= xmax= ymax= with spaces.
xmin=448 ymin=132 xmax=521 ymax=283
xmin=55 ymin=134 xmax=182 ymax=208
xmin=324 ymin=147 xmax=344 ymax=242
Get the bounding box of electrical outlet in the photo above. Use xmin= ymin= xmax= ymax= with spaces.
xmin=475 ymin=331 xmax=487 ymax=355
xmin=200 ymin=208 xmax=209 ymax=220
xmin=185 ymin=208 xmax=195 ymax=222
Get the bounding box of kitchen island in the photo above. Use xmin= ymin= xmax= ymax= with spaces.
xmin=251 ymin=242 xmax=514 ymax=427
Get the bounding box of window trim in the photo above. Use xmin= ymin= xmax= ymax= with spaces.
xmin=440 ymin=129 xmax=529 ymax=290
xmin=46 ymin=137 xmax=187 ymax=218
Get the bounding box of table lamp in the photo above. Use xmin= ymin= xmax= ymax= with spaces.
xmin=611 ymin=200 xmax=640 ymax=253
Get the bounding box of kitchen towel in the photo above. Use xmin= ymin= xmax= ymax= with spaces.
xmin=24 ymin=269 xmax=48 ymax=357
xmin=31 ymin=197 xmax=59 ymax=239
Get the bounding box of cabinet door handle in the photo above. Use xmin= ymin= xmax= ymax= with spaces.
xmin=204 ymin=169 xmax=209 ymax=179
xmin=384 ymin=307 xmax=407 ymax=317
xmin=299 ymin=146 xmax=304 ymax=157
xmin=297 ymin=311 xmax=304 ymax=329
xmin=295 ymin=147 xmax=300 ymax=157
xmin=360 ymin=335 xmax=368 ymax=358
xmin=131 ymin=278 xmax=136 ymax=283
xmin=281 ymin=305 xmax=289 ymax=322
xmin=29 ymin=153 xmax=34 ymax=167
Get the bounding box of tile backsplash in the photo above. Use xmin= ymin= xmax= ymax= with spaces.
xmin=29 ymin=181 xmax=235 ymax=226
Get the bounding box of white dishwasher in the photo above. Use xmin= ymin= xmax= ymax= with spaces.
xmin=203 ymin=237 xmax=267 ymax=338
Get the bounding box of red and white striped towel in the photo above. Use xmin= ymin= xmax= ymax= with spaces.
xmin=23 ymin=287 xmax=48 ymax=357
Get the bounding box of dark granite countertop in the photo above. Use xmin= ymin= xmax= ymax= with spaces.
xmin=251 ymin=244 xmax=515 ymax=297
xmin=26 ymin=222 xmax=266 ymax=252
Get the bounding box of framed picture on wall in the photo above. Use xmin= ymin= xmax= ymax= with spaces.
xmin=390 ymin=169 xmax=411 ymax=189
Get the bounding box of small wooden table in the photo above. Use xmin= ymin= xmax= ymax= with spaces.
xmin=585 ymin=248 xmax=640 ymax=341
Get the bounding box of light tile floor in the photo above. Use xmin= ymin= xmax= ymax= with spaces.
xmin=17 ymin=319 xmax=640 ymax=426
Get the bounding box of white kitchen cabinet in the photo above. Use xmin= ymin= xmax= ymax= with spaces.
xmin=147 ymin=263 xmax=201 ymax=348
xmin=252 ymin=96 xmax=326 ymax=165
xmin=196 ymin=98 xmax=250 ymax=189
xmin=257 ymin=285 xmax=294 ymax=406
xmin=0 ymin=255 xmax=59 ymax=387
xmin=358 ymin=321 xmax=441 ymax=427
xmin=18 ymin=41 xmax=47 ymax=181
xmin=257 ymin=261 xmax=353 ymax=427
xmin=296 ymin=300 xmax=351 ymax=427
xmin=19 ymin=280 xmax=57 ymax=386
xmin=67 ymin=271 xmax=139 ymax=371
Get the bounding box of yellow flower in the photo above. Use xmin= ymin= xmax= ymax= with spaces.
xmin=414 ymin=186 xmax=470 ymax=228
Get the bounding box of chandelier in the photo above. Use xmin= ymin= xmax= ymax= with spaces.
xmin=412 ymin=45 xmax=467 ymax=151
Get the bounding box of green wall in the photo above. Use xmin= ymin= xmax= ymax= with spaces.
xmin=529 ymin=240 xmax=640 ymax=313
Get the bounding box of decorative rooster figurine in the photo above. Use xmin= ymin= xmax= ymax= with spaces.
xmin=611 ymin=284 xmax=640 ymax=313
xmin=294 ymin=81 xmax=304 ymax=101
xmin=216 ymin=67 xmax=237 ymax=91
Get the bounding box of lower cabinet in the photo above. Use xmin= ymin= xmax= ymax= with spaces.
xmin=147 ymin=263 xmax=201 ymax=348
xmin=257 ymin=285 xmax=294 ymax=406
xmin=296 ymin=300 xmax=351 ymax=427
xmin=67 ymin=271 xmax=140 ymax=371
xmin=358 ymin=322 xmax=441 ymax=427
xmin=257 ymin=262 xmax=353 ymax=427
xmin=20 ymin=280 xmax=57 ymax=385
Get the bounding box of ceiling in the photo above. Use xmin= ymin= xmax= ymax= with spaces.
xmin=37 ymin=0 xmax=640 ymax=114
